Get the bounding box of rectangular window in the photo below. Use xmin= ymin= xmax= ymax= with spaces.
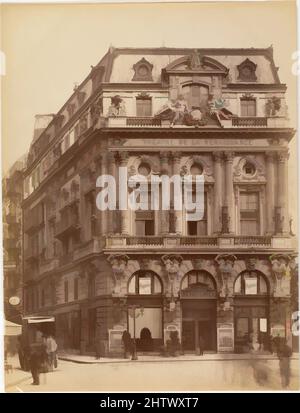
xmin=64 ymin=280 xmax=69 ymax=303
xmin=74 ymin=278 xmax=78 ymax=300
xmin=187 ymin=192 xmax=207 ymax=236
xmin=135 ymin=211 xmax=155 ymax=236
xmin=240 ymin=192 xmax=260 ymax=235
xmin=241 ymin=99 xmax=256 ymax=117
xmin=136 ymin=98 xmax=152 ymax=117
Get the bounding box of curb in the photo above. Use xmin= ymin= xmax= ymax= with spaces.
xmin=58 ymin=355 xmax=299 ymax=365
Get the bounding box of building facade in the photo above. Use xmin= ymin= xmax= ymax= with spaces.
xmin=22 ymin=47 xmax=297 ymax=355
xmin=3 ymin=156 xmax=26 ymax=323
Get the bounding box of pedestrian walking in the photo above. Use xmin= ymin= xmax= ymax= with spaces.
xmin=199 ymin=336 xmax=205 ymax=356
xmin=95 ymin=326 xmax=101 ymax=360
xmin=29 ymin=345 xmax=43 ymax=385
xmin=46 ymin=335 xmax=58 ymax=371
xmin=277 ymin=340 xmax=292 ymax=388
xmin=17 ymin=335 xmax=25 ymax=370
xmin=122 ymin=330 xmax=132 ymax=359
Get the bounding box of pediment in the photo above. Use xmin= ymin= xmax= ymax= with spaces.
xmin=164 ymin=51 xmax=229 ymax=75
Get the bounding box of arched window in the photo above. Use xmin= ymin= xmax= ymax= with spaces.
xmin=181 ymin=270 xmax=216 ymax=291
xmin=234 ymin=271 xmax=268 ymax=295
xmin=128 ymin=270 xmax=162 ymax=295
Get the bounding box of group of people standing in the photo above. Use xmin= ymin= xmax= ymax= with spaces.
xmin=17 ymin=334 xmax=58 ymax=385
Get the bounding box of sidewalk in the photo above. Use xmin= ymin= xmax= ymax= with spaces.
xmin=4 ymin=356 xmax=32 ymax=389
xmin=58 ymin=351 xmax=300 ymax=364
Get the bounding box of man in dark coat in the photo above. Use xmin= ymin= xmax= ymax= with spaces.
xmin=29 ymin=345 xmax=43 ymax=385
xmin=122 ymin=330 xmax=132 ymax=359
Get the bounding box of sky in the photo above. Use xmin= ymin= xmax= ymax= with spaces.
xmin=0 ymin=1 xmax=298 ymax=220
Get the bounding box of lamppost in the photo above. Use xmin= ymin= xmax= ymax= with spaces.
xmin=128 ymin=305 xmax=144 ymax=361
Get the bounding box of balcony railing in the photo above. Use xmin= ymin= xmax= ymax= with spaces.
xmin=234 ymin=236 xmax=272 ymax=246
xmin=126 ymin=117 xmax=162 ymax=127
xmin=232 ymin=117 xmax=268 ymax=127
xmin=105 ymin=234 xmax=282 ymax=250
xmin=180 ymin=237 xmax=218 ymax=246
xmin=126 ymin=236 xmax=164 ymax=246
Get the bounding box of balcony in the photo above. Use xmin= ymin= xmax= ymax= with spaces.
xmin=24 ymin=246 xmax=39 ymax=262
xmin=221 ymin=117 xmax=289 ymax=129
xmin=54 ymin=214 xmax=80 ymax=240
xmin=105 ymin=234 xmax=293 ymax=251
xmin=73 ymin=237 xmax=103 ymax=261
xmin=39 ymin=258 xmax=59 ymax=275
xmin=105 ymin=115 xmax=290 ymax=129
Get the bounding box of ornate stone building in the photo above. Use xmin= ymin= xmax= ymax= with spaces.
xmin=22 ymin=47 xmax=297 ymax=355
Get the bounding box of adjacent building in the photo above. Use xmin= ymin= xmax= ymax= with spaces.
xmin=3 ymin=156 xmax=26 ymax=323
xmin=22 ymin=47 xmax=297 ymax=356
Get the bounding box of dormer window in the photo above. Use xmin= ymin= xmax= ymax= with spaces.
xmin=237 ymin=58 xmax=257 ymax=82
xmin=132 ymin=58 xmax=153 ymax=81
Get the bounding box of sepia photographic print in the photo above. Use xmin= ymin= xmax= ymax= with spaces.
xmin=1 ymin=0 xmax=299 ymax=395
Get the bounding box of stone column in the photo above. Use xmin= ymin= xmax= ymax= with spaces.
xmin=99 ymin=153 xmax=108 ymax=235
xmin=160 ymin=151 xmax=170 ymax=234
xmin=224 ymin=152 xmax=235 ymax=233
xmin=277 ymin=151 xmax=289 ymax=234
xmin=107 ymin=151 xmax=116 ymax=234
xmin=266 ymin=151 xmax=275 ymax=234
xmin=119 ymin=151 xmax=130 ymax=235
xmin=172 ymin=152 xmax=182 ymax=234
xmin=212 ymin=151 xmax=223 ymax=234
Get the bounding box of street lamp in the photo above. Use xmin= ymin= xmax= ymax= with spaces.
xmin=128 ymin=305 xmax=144 ymax=361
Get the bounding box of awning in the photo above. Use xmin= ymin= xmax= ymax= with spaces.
xmin=23 ymin=316 xmax=55 ymax=324
xmin=5 ymin=320 xmax=22 ymax=336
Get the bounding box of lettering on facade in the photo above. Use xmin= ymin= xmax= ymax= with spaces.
xmin=180 ymin=289 xmax=217 ymax=299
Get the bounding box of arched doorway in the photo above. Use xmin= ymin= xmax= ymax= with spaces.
xmin=127 ymin=270 xmax=163 ymax=351
xmin=180 ymin=270 xmax=217 ymax=353
xmin=233 ymin=270 xmax=270 ymax=352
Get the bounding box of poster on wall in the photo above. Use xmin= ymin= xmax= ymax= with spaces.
xmin=217 ymin=323 xmax=234 ymax=352
xmin=108 ymin=329 xmax=124 ymax=352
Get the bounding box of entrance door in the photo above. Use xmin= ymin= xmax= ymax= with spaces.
xmin=182 ymin=321 xmax=195 ymax=351
xmin=198 ymin=320 xmax=215 ymax=351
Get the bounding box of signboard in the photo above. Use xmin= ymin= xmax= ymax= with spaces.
xmin=217 ymin=323 xmax=234 ymax=352
xmin=260 ymin=318 xmax=268 ymax=333
xmin=110 ymin=138 xmax=272 ymax=149
xmin=245 ymin=277 xmax=258 ymax=295
xmin=108 ymin=329 xmax=123 ymax=352
xmin=9 ymin=296 xmax=20 ymax=306
xmin=180 ymin=288 xmax=216 ymax=299
xmin=164 ymin=325 xmax=180 ymax=345
xmin=271 ymin=324 xmax=286 ymax=338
